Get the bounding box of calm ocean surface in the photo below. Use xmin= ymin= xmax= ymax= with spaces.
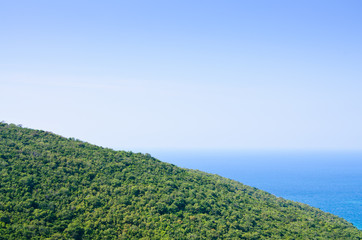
xmin=150 ymin=150 xmax=362 ymax=229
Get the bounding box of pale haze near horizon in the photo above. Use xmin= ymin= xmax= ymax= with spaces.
xmin=1 ymin=1 xmax=362 ymax=152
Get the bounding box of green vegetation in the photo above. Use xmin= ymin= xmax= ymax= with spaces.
xmin=0 ymin=122 xmax=361 ymax=239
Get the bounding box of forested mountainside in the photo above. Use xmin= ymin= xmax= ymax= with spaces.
xmin=0 ymin=123 xmax=361 ymax=239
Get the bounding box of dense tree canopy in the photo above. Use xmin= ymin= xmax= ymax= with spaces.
xmin=0 ymin=122 xmax=361 ymax=239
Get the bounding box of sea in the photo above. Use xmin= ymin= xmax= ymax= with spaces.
xmin=150 ymin=150 xmax=362 ymax=229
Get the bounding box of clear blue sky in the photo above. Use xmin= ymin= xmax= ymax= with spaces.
xmin=1 ymin=0 xmax=362 ymax=151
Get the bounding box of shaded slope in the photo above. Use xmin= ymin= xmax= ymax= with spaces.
xmin=0 ymin=123 xmax=361 ymax=239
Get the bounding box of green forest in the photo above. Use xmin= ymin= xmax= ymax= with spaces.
xmin=0 ymin=122 xmax=361 ymax=239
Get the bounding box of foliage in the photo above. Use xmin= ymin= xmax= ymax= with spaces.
xmin=0 ymin=122 xmax=361 ymax=239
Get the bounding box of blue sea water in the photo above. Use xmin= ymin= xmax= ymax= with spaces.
xmin=151 ymin=150 xmax=362 ymax=229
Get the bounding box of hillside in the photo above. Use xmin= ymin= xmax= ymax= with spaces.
xmin=0 ymin=123 xmax=361 ymax=239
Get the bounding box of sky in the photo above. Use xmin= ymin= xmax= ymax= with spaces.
xmin=1 ymin=0 xmax=362 ymax=152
